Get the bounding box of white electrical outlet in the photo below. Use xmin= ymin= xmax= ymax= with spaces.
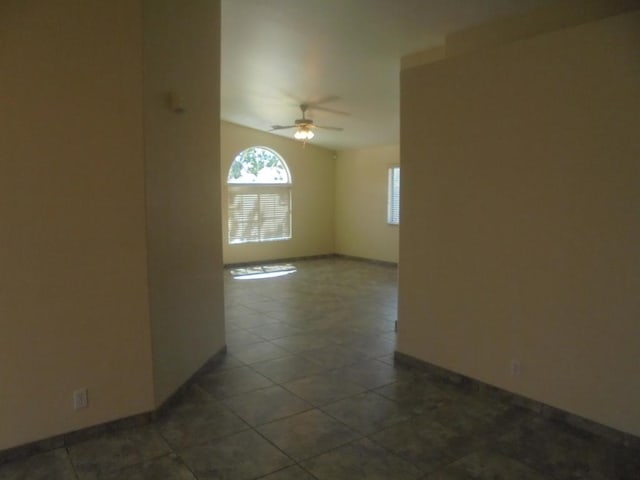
xmin=510 ymin=359 xmax=521 ymax=376
xmin=73 ymin=388 xmax=88 ymax=410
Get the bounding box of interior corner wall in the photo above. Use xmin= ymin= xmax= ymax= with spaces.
xmin=221 ymin=122 xmax=336 ymax=265
xmin=446 ymin=0 xmax=640 ymax=57
xmin=143 ymin=0 xmax=225 ymax=406
xmin=398 ymin=11 xmax=640 ymax=436
xmin=335 ymin=146 xmax=400 ymax=263
xmin=0 ymin=1 xmax=154 ymax=450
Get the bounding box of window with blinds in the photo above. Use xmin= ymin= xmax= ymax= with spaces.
xmin=388 ymin=166 xmax=400 ymax=225
xmin=228 ymin=187 xmax=291 ymax=244
xmin=227 ymin=147 xmax=292 ymax=244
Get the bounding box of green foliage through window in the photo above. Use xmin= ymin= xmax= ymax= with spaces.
xmin=228 ymin=146 xmax=291 ymax=184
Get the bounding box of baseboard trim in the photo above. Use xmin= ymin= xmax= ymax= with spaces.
xmin=224 ymin=253 xmax=338 ymax=268
xmin=333 ymin=253 xmax=398 ymax=268
xmin=0 ymin=346 xmax=228 ymax=465
xmin=0 ymin=411 xmax=153 ymax=466
xmin=394 ymin=351 xmax=640 ymax=449
xmin=224 ymin=253 xmax=398 ymax=269
xmin=154 ymin=345 xmax=227 ymax=418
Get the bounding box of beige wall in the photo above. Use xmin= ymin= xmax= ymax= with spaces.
xmin=221 ymin=122 xmax=336 ymax=264
xmin=0 ymin=0 xmax=223 ymax=450
xmin=399 ymin=11 xmax=640 ymax=436
xmin=447 ymin=0 xmax=640 ymax=57
xmin=335 ymin=146 xmax=399 ymax=263
xmin=0 ymin=1 xmax=154 ymax=449
xmin=144 ymin=0 xmax=225 ymax=405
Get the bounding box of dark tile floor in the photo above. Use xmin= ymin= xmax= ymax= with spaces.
xmin=2 ymin=258 xmax=639 ymax=479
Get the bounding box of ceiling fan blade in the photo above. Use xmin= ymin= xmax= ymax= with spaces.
xmin=270 ymin=125 xmax=296 ymax=131
xmin=309 ymin=105 xmax=351 ymax=116
xmin=307 ymin=95 xmax=340 ymax=106
xmin=314 ymin=125 xmax=343 ymax=131
xmin=277 ymin=93 xmax=341 ymax=108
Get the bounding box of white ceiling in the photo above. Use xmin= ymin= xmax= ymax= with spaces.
xmin=221 ymin=0 xmax=553 ymax=151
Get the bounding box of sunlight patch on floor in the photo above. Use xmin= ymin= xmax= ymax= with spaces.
xmin=230 ymin=264 xmax=297 ymax=280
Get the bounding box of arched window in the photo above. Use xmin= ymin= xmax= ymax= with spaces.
xmin=227 ymin=146 xmax=292 ymax=244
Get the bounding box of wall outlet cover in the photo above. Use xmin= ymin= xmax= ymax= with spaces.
xmin=510 ymin=359 xmax=521 ymax=376
xmin=73 ymin=388 xmax=88 ymax=410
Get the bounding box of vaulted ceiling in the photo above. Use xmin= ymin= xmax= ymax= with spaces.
xmin=221 ymin=0 xmax=554 ymax=150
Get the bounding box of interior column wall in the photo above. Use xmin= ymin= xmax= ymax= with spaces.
xmin=0 ymin=1 xmax=154 ymax=450
xmin=398 ymin=11 xmax=640 ymax=436
xmin=143 ymin=0 xmax=225 ymax=405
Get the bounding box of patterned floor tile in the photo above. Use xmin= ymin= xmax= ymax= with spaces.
xmin=496 ymin=416 xmax=634 ymax=480
xmin=374 ymin=378 xmax=452 ymax=415
xmin=197 ymin=365 xmax=274 ymax=399
xmin=257 ymin=409 xmax=360 ymax=460
xmin=68 ymin=425 xmax=170 ymax=480
xmin=371 ymin=419 xmax=460 ymax=473
xmin=180 ymin=430 xmax=293 ymax=480
xmin=301 ymin=438 xmax=422 ymax=480
xmin=344 ymin=334 xmax=397 ymax=358
xmin=156 ymin=386 xmax=248 ymax=449
xmin=0 ymin=449 xmax=76 ymax=480
xmin=99 ymin=454 xmax=196 ymax=480
xmin=227 ymin=341 xmax=290 ymax=364
xmin=283 ymin=371 xmax=366 ymax=406
xmin=222 ymin=385 xmax=311 ymax=426
xmin=258 ymin=465 xmax=316 ymax=479
xmin=199 ymin=354 xmax=245 ymax=374
xmin=423 ymin=450 xmax=549 ymax=479
xmin=251 ymin=355 xmax=326 ymax=384
xmin=301 ymin=344 xmax=368 ymax=369
xmin=271 ymin=334 xmax=334 ymax=354
xmin=322 ymin=391 xmax=412 ymax=435
xmin=247 ymin=322 xmax=303 ymax=340
xmin=331 ymin=358 xmax=408 ymax=389
xmin=225 ymin=330 xmax=265 ymax=348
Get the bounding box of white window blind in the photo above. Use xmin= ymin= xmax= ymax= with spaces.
xmin=388 ymin=166 xmax=400 ymax=225
xmin=228 ymin=186 xmax=291 ymax=244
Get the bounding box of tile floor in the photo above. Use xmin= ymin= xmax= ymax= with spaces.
xmin=2 ymin=257 xmax=639 ymax=479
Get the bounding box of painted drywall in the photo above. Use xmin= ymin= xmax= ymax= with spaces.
xmin=335 ymin=146 xmax=399 ymax=263
xmin=221 ymin=122 xmax=336 ymax=265
xmin=447 ymin=0 xmax=640 ymax=57
xmin=144 ymin=0 xmax=225 ymax=406
xmin=398 ymin=11 xmax=640 ymax=436
xmin=0 ymin=1 xmax=154 ymax=449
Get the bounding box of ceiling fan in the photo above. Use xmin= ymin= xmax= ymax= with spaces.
xmin=270 ymin=104 xmax=343 ymax=142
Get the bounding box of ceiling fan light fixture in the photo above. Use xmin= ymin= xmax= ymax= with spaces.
xmin=294 ymin=127 xmax=314 ymax=141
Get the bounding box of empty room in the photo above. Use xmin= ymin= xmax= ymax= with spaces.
xmin=1 ymin=0 xmax=639 ymax=478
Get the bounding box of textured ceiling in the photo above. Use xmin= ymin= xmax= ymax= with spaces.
xmin=221 ymin=0 xmax=553 ymax=150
